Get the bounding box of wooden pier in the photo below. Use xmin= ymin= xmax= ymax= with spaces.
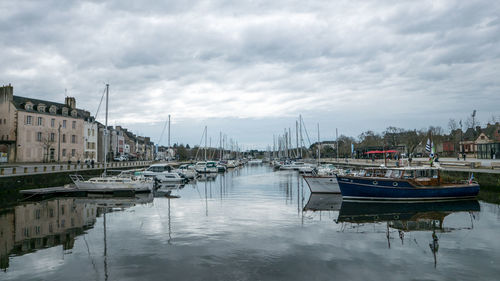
xmin=19 ymin=185 xmax=147 ymax=199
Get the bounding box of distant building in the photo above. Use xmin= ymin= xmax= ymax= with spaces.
xmin=476 ymin=123 xmax=500 ymax=159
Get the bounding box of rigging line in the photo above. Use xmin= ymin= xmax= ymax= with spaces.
xmin=300 ymin=117 xmax=313 ymax=147
xmin=94 ymin=86 xmax=107 ymax=120
xmin=157 ymin=118 xmax=169 ymax=145
xmin=194 ymin=127 xmax=206 ymax=160
xmin=83 ymin=234 xmax=100 ymax=278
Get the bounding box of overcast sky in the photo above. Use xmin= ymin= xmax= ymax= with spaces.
xmin=1 ymin=0 xmax=499 ymax=149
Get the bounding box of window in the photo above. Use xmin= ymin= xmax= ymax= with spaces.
xmin=62 ymin=120 xmax=66 ymax=128
xmin=88 ymin=129 xmax=91 ymax=135
xmin=72 ymin=121 xmax=76 ymax=129
xmin=92 ymin=129 xmax=95 ymax=136
xmin=62 ymin=134 xmax=66 ymax=143
xmin=49 ymin=105 xmax=57 ymax=114
xmin=50 ymin=133 xmax=55 ymax=142
xmin=37 ymin=132 xmax=42 ymax=141
xmin=71 ymin=149 xmax=75 ymax=156
xmin=62 ymin=149 xmax=66 ymax=156
xmin=62 ymin=107 xmax=68 ymax=116
xmin=51 ymin=118 xmax=55 ymax=127
xmin=71 ymin=110 xmax=77 ymax=117
xmin=26 ymin=115 xmax=33 ymax=125
xmin=71 ymin=134 xmax=76 ymax=143
xmin=37 ymin=117 xmax=43 ymax=126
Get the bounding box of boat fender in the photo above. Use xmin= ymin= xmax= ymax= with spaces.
xmin=393 ymin=182 xmax=398 ymax=187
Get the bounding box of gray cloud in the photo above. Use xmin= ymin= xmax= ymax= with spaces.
xmin=1 ymin=0 xmax=499 ymax=148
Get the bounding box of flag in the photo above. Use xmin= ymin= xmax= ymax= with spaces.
xmin=469 ymin=173 xmax=474 ymax=184
xmin=425 ymin=138 xmax=431 ymax=153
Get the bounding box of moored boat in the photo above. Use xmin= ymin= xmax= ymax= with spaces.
xmin=303 ymin=175 xmax=339 ymax=193
xmin=336 ymin=167 xmax=479 ymax=201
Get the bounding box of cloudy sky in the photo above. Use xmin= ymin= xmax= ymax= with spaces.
xmin=1 ymin=0 xmax=499 ymax=149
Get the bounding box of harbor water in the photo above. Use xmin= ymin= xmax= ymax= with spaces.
xmin=1 ymin=165 xmax=500 ymax=280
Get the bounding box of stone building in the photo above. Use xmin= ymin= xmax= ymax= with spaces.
xmin=0 ymin=85 xmax=89 ymax=163
xmin=83 ymin=117 xmax=98 ymax=162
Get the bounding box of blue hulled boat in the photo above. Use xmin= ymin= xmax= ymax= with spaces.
xmin=336 ymin=167 xmax=479 ymax=201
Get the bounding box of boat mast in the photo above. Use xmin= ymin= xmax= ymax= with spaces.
xmin=167 ymin=114 xmax=171 ymax=151
xmin=204 ymin=126 xmax=207 ymax=161
xmin=317 ymin=123 xmax=320 ymax=165
xmin=103 ymin=84 xmax=109 ymax=176
xmin=296 ymin=121 xmax=299 ymax=158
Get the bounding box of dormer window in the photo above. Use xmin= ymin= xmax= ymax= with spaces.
xmin=25 ymin=102 xmax=33 ymax=111
xmin=49 ymin=105 xmax=57 ymax=114
xmin=71 ymin=109 xmax=77 ymax=117
xmin=62 ymin=107 xmax=69 ymax=116
xmin=38 ymin=103 xmax=46 ymax=113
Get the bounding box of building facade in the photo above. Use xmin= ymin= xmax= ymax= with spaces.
xmin=0 ymin=85 xmax=88 ymax=163
xmin=83 ymin=118 xmax=98 ymax=162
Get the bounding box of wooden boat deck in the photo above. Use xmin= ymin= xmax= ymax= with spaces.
xmin=20 ymin=185 xmax=147 ymax=198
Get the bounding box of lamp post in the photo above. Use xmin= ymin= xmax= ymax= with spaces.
xmin=58 ymin=123 xmax=61 ymax=162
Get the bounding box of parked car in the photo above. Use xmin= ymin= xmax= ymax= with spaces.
xmin=114 ymin=155 xmax=128 ymax=161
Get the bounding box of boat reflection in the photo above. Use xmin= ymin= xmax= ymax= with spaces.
xmin=154 ymin=183 xmax=185 ymax=197
xmin=0 ymin=195 xmax=153 ymax=271
xmin=303 ymin=194 xmax=343 ymax=212
xmin=337 ymin=200 xmax=480 ymax=227
xmin=337 ymin=200 xmax=480 ymax=268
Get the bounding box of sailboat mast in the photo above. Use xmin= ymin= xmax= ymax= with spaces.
xmin=167 ymin=114 xmax=171 ymax=149
xmin=317 ymin=123 xmax=320 ymax=165
xmin=204 ymin=126 xmax=207 ymax=161
xmin=103 ymin=84 xmax=109 ymax=176
xmin=296 ymin=121 xmax=299 ymax=158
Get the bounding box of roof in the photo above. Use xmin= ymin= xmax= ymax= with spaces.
xmin=463 ymin=128 xmax=479 ymax=141
xmin=481 ymin=124 xmax=500 ymax=140
xmin=12 ymin=95 xmax=90 ymax=119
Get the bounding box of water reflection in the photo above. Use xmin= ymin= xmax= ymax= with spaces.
xmin=1 ymin=166 xmax=499 ymax=280
xmin=0 ymin=194 xmax=153 ymax=272
xmin=337 ymin=200 xmax=480 ymax=268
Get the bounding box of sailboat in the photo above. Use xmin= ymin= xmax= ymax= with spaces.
xmin=69 ymin=84 xmax=154 ymax=192
xmin=302 ymin=123 xmax=340 ymax=193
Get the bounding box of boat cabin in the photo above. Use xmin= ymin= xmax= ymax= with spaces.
xmin=354 ymin=167 xmax=442 ymax=186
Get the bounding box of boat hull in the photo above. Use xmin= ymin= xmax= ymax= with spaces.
xmin=336 ymin=175 xmax=479 ymax=201
xmin=303 ymin=176 xmax=340 ymax=193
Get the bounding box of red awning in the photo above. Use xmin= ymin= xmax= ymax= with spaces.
xmin=365 ymin=150 xmax=399 ymax=154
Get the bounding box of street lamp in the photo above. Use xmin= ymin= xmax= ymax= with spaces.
xmin=58 ymin=123 xmax=61 ymax=162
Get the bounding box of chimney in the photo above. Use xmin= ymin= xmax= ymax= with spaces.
xmin=65 ymin=96 xmax=76 ymax=108
xmin=0 ymin=84 xmax=14 ymax=103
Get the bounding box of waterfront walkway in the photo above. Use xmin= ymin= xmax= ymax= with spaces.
xmin=0 ymin=161 xmax=153 ymax=177
xmin=321 ymin=157 xmax=500 ymax=174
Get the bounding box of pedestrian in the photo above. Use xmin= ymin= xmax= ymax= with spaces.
xmin=91 ymin=159 xmax=95 ymax=168
xmin=457 ymin=154 xmax=460 ymax=161
xmin=463 ymin=153 xmax=466 ymax=161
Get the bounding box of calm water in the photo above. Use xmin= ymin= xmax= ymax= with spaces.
xmin=1 ymin=165 xmax=500 ymax=280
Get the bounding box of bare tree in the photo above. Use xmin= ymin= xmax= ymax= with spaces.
xmin=39 ymin=130 xmax=56 ymax=162
xmin=448 ymin=119 xmax=458 ymax=133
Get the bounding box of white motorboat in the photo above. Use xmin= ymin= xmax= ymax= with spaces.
xmin=141 ymin=164 xmax=174 ymax=180
xmin=303 ymin=175 xmax=340 ymax=193
xmin=156 ymin=172 xmax=187 ymax=183
xmin=298 ymin=164 xmax=316 ymax=173
xmin=195 ymin=161 xmax=218 ymax=173
xmin=173 ymin=164 xmax=197 ymax=179
xmin=248 ymin=159 xmax=263 ymax=165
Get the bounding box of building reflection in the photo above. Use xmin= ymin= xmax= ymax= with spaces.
xmin=0 ymin=194 xmax=153 ymax=271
